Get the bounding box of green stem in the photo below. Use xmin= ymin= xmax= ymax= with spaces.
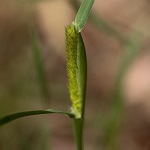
xmin=74 ymin=118 xmax=84 ymax=150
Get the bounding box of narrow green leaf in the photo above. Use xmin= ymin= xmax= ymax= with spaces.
xmin=41 ymin=124 xmax=52 ymax=150
xmin=71 ymin=0 xmax=125 ymax=42
xmin=89 ymin=12 xmax=125 ymax=43
xmin=102 ymin=34 xmax=145 ymax=150
xmin=0 ymin=109 xmax=74 ymax=126
xmin=30 ymin=22 xmax=50 ymax=102
xmin=75 ymin=0 xmax=95 ymax=32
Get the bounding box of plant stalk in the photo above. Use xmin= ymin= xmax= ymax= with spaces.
xmin=74 ymin=118 xmax=84 ymax=150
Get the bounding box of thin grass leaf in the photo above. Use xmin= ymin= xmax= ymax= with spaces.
xmin=41 ymin=124 xmax=52 ymax=150
xmin=30 ymin=23 xmax=50 ymax=102
xmin=71 ymin=0 xmax=125 ymax=42
xmin=89 ymin=12 xmax=125 ymax=43
xmin=0 ymin=109 xmax=74 ymax=126
xmin=102 ymin=33 xmax=145 ymax=150
xmin=75 ymin=0 xmax=95 ymax=32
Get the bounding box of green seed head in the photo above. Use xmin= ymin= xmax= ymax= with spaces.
xmin=65 ymin=22 xmax=81 ymax=118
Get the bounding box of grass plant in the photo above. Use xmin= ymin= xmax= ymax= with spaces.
xmin=0 ymin=0 xmax=94 ymax=150
xmin=0 ymin=0 xmax=146 ymax=150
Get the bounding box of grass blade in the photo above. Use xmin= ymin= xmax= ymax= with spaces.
xmin=30 ymin=22 xmax=50 ymax=102
xmin=89 ymin=12 xmax=125 ymax=43
xmin=0 ymin=109 xmax=74 ymax=126
xmin=75 ymin=0 xmax=95 ymax=32
xmin=71 ymin=0 xmax=125 ymax=42
xmin=102 ymin=33 xmax=144 ymax=150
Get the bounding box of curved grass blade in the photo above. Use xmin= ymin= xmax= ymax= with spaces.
xmin=30 ymin=25 xmax=50 ymax=102
xmin=102 ymin=34 xmax=145 ymax=150
xmin=89 ymin=12 xmax=125 ymax=43
xmin=71 ymin=0 xmax=125 ymax=42
xmin=28 ymin=13 xmax=50 ymax=102
xmin=0 ymin=109 xmax=74 ymax=126
xmin=40 ymin=124 xmax=52 ymax=150
xmin=75 ymin=0 xmax=95 ymax=32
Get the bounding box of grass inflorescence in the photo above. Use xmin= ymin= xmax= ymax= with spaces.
xmin=65 ymin=23 xmax=82 ymax=118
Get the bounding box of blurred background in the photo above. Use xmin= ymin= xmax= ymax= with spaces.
xmin=0 ymin=0 xmax=150 ymax=149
